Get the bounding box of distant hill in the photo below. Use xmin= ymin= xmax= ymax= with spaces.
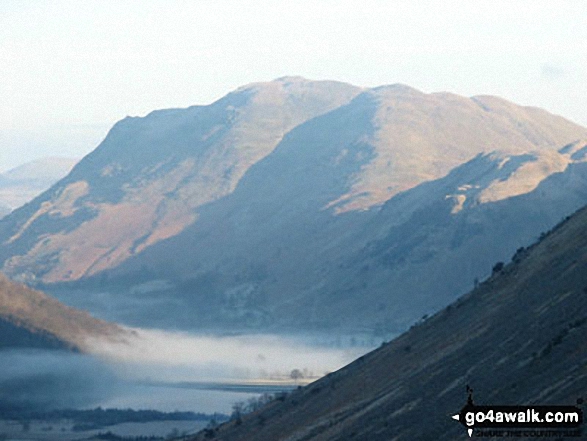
xmin=0 ymin=157 xmax=78 ymax=212
xmin=1 ymin=78 xmax=587 ymax=334
xmin=0 ymin=203 xmax=9 ymax=220
xmin=0 ymin=272 xmax=125 ymax=351
xmin=189 ymin=203 xmax=587 ymax=441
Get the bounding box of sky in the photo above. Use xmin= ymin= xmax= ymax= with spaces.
xmin=1 ymin=0 xmax=586 ymax=171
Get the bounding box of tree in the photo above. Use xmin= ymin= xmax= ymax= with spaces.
xmin=492 ymin=261 xmax=504 ymax=275
xmin=290 ymin=369 xmax=304 ymax=384
xmin=231 ymin=401 xmax=245 ymax=425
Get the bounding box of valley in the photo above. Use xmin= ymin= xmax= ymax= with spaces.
xmin=4 ymin=3 xmax=587 ymax=440
xmin=1 ymin=78 xmax=586 ymax=441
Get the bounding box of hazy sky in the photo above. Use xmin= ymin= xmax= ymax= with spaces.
xmin=1 ymin=0 xmax=586 ymax=171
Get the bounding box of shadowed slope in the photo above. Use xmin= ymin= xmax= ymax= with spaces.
xmin=100 ymin=140 xmax=587 ymax=333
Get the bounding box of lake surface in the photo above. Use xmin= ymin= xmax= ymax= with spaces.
xmin=96 ymin=381 xmax=296 ymax=414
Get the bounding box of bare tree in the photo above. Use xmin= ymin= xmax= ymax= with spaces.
xmin=231 ymin=401 xmax=245 ymax=425
xmin=290 ymin=368 xmax=304 ymax=384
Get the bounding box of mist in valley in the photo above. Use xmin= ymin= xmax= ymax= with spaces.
xmin=87 ymin=328 xmax=371 ymax=383
xmin=0 ymin=330 xmax=372 ymax=415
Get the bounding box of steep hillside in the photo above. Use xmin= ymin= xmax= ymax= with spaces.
xmin=96 ymin=139 xmax=587 ymax=333
xmin=190 ymin=204 xmax=587 ymax=441
xmin=0 ymin=273 xmax=125 ymax=351
xmin=0 ymin=157 xmax=77 ymax=211
xmin=307 ymin=141 xmax=587 ymax=331
xmin=0 ymin=77 xmax=361 ymax=283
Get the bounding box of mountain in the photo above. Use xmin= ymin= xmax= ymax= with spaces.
xmin=87 ymin=107 xmax=587 ymax=332
xmin=0 ymin=272 xmax=125 ymax=351
xmin=189 ymin=204 xmax=587 ymax=441
xmin=1 ymin=78 xmax=586 ymax=333
xmin=0 ymin=157 xmax=78 ymax=213
xmin=0 ymin=77 xmax=362 ymax=284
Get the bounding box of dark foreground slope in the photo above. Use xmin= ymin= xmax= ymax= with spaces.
xmin=0 ymin=273 xmax=125 ymax=351
xmin=191 ymin=207 xmax=587 ymax=440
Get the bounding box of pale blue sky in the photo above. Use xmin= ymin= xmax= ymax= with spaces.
xmin=1 ymin=0 xmax=586 ymax=171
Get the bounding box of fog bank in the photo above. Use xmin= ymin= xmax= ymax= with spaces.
xmin=87 ymin=328 xmax=371 ymax=383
